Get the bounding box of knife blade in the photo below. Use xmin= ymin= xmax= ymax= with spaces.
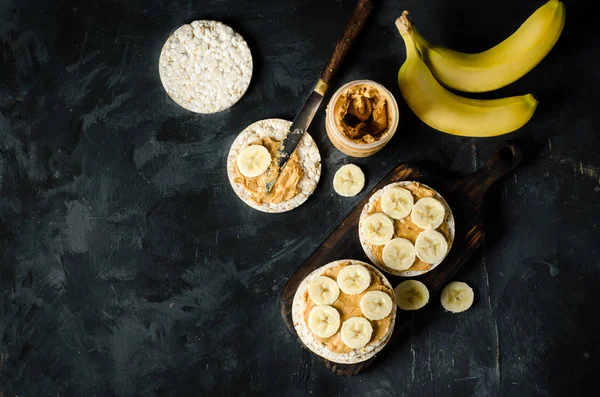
xmin=265 ymin=84 xmax=327 ymax=194
xmin=264 ymin=0 xmax=375 ymax=196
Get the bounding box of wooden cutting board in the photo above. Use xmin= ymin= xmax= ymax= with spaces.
xmin=279 ymin=141 xmax=522 ymax=376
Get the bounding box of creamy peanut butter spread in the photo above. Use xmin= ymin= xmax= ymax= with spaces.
xmin=368 ymin=182 xmax=452 ymax=271
xmin=333 ymin=83 xmax=391 ymax=144
xmin=302 ymin=262 xmax=393 ymax=354
xmin=233 ymin=137 xmax=303 ymax=204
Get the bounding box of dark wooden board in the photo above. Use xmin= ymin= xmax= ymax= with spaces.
xmin=279 ymin=141 xmax=523 ymax=377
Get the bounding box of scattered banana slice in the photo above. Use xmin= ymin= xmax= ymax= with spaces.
xmin=337 ymin=264 xmax=371 ymax=295
xmin=394 ymin=280 xmax=429 ymax=310
xmin=361 ymin=213 xmax=394 ymax=245
xmin=440 ymin=281 xmax=474 ymax=313
xmin=411 ymin=197 xmax=446 ymax=230
xmin=415 ymin=229 xmax=448 ymax=264
xmin=333 ymin=164 xmax=365 ymax=197
xmin=308 ymin=276 xmax=340 ymax=305
xmin=236 ymin=144 xmax=272 ymax=177
xmin=308 ymin=305 xmax=341 ymax=338
xmin=381 ymin=187 xmax=414 ymax=220
xmin=340 ymin=317 xmax=373 ymax=349
xmin=360 ymin=291 xmax=393 ymax=321
xmin=382 ymin=238 xmax=416 ymax=271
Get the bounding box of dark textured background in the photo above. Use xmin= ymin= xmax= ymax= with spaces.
xmin=1 ymin=0 xmax=598 ymax=395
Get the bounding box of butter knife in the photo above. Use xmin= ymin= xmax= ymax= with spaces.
xmin=265 ymin=0 xmax=376 ymax=195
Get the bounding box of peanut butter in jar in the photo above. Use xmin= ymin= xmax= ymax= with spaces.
xmin=325 ymin=80 xmax=399 ymax=158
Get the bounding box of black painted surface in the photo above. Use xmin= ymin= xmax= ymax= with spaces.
xmin=0 ymin=0 xmax=598 ymax=395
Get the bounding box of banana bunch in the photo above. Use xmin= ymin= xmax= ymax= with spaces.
xmin=396 ymin=0 xmax=565 ymax=137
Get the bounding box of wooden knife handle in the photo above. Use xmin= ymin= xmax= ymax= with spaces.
xmin=319 ymin=0 xmax=375 ymax=88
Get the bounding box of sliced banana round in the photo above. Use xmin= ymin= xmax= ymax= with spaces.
xmin=308 ymin=305 xmax=341 ymax=338
xmin=411 ymin=197 xmax=446 ymax=230
xmin=340 ymin=317 xmax=373 ymax=349
xmin=382 ymin=238 xmax=416 ymax=271
xmin=360 ymin=291 xmax=393 ymax=321
xmin=337 ymin=264 xmax=371 ymax=295
xmin=440 ymin=281 xmax=474 ymax=313
xmin=381 ymin=187 xmax=414 ymax=220
xmin=333 ymin=164 xmax=365 ymax=197
xmin=361 ymin=212 xmax=394 ymax=246
xmin=394 ymin=280 xmax=429 ymax=310
xmin=415 ymin=229 xmax=448 ymax=264
xmin=236 ymin=145 xmax=272 ymax=177
xmin=308 ymin=276 xmax=340 ymax=305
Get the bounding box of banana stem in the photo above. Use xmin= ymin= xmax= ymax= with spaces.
xmin=395 ymin=11 xmax=413 ymax=36
xmin=396 ymin=11 xmax=421 ymax=60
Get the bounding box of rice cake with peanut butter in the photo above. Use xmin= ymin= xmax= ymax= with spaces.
xmin=359 ymin=181 xmax=455 ymax=277
xmin=292 ymin=260 xmax=396 ymax=364
xmin=227 ymin=118 xmax=321 ymax=213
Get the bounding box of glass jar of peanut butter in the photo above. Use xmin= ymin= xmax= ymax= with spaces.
xmin=325 ymin=80 xmax=399 ymax=158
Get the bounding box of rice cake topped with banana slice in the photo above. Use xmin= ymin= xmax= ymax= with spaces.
xmin=292 ymin=260 xmax=396 ymax=364
xmin=227 ymin=118 xmax=321 ymax=213
xmin=359 ymin=181 xmax=455 ymax=276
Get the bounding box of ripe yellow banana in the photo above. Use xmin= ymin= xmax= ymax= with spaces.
xmin=413 ymin=0 xmax=565 ymax=93
xmin=396 ymin=12 xmax=538 ymax=137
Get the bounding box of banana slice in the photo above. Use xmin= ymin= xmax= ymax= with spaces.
xmin=360 ymin=291 xmax=393 ymax=321
xmin=411 ymin=197 xmax=446 ymax=230
xmin=308 ymin=276 xmax=340 ymax=305
xmin=440 ymin=281 xmax=474 ymax=313
xmin=415 ymin=229 xmax=448 ymax=264
xmin=340 ymin=317 xmax=373 ymax=349
xmin=236 ymin=145 xmax=272 ymax=177
xmin=394 ymin=280 xmax=429 ymax=310
xmin=382 ymin=238 xmax=416 ymax=271
xmin=381 ymin=187 xmax=414 ymax=220
xmin=308 ymin=305 xmax=341 ymax=338
xmin=333 ymin=164 xmax=365 ymax=197
xmin=361 ymin=213 xmax=394 ymax=245
xmin=337 ymin=264 xmax=371 ymax=295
